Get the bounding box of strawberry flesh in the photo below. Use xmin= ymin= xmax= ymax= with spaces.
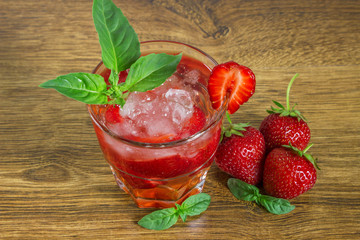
xmin=180 ymin=106 xmax=206 ymax=138
xmin=208 ymin=61 xmax=255 ymax=114
xmin=105 ymin=105 xmax=122 ymax=124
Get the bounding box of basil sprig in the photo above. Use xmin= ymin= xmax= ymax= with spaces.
xmin=227 ymin=178 xmax=295 ymax=215
xmin=39 ymin=0 xmax=182 ymax=106
xmin=138 ymin=193 xmax=211 ymax=230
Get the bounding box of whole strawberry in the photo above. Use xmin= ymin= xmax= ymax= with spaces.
xmin=263 ymin=143 xmax=319 ymax=199
xmin=259 ymin=74 xmax=310 ymax=152
xmin=215 ymin=113 xmax=266 ymax=185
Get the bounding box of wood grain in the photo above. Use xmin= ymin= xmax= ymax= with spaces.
xmin=0 ymin=0 xmax=359 ymax=239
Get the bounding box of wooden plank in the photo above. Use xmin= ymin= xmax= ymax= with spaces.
xmin=0 ymin=0 xmax=359 ymax=239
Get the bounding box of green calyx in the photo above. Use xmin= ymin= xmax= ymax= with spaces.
xmin=221 ymin=112 xmax=250 ymax=141
xmin=267 ymin=73 xmax=307 ymax=122
xmin=282 ymin=143 xmax=320 ymax=170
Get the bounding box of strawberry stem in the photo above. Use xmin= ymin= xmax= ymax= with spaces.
xmin=286 ymin=73 xmax=299 ymax=111
xmin=266 ymin=73 xmax=307 ymax=122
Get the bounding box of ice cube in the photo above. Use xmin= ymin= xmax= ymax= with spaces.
xmin=151 ymin=74 xmax=181 ymax=95
xmin=165 ymin=89 xmax=193 ymax=109
xmin=115 ymin=75 xmax=197 ymax=141
xmin=146 ymin=117 xmax=176 ymax=137
xmin=164 ymin=89 xmax=194 ymax=125
xmin=120 ymin=91 xmax=157 ymax=119
xmin=111 ymin=119 xmax=139 ymax=138
xmin=184 ymin=69 xmax=201 ymax=85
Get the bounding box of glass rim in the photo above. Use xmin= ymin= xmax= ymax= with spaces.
xmin=88 ymin=40 xmax=226 ymax=148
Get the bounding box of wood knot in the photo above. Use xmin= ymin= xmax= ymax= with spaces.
xmin=151 ymin=0 xmax=229 ymax=39
xmin=22 ymin=164 xmax=70 ymax=183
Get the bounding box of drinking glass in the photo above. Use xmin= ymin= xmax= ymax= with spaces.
xmin=88 ymin=40 xmax=225 ymax=208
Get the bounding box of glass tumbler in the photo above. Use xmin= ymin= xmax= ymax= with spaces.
xmin=88 ymin=41 xmax=225 ymax=208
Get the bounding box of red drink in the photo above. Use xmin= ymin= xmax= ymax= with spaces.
xmin=88 ymin=41 xmax=225 ymax=208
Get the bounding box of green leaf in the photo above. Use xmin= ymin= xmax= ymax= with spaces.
xmin=304 ymin=153 xmax=320 ymax=170
xmin=179 ymin=193 xmax=211 ymax=217
xmin=284 ymin=143 xmax=320 ymax=170
xmin=231 ymin=129 xmax=244 ymax=137
xmin=39 ymin=73 xmax=108 ymax=104
xmin=123 ymin=53 xmax=182 ymax=92
xmin=138 ymin=208 xmax=179 ymax=231
xmin=270 ymin=106 xmax=281 ymax=114
xmin=257 ymin=195 xmax=295 ymax=215
xmin=232 ymin=123 xmax=250 ymax=131
xmin=227 ymin=178 xmax=260 ymax=202
xmin=138 ymin=193 xmax=211 ymax=230
xmin=227 ymin=178 xmax=295 ymax=215
xmin=93 ymin=0 xmax=140 ymax=73
xmin=223 ymin=113 xmax=249 ymax=138
xmin=226 ymin=111 xmax=233 ymax=124
xmin=272 ymin=100 xmax=285 ymax=109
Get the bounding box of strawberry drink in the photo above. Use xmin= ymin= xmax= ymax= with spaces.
xmin=39 ymin=0 xmax=228 ymax=210
xmin=88 ymin=41 xmax=225 ymax=208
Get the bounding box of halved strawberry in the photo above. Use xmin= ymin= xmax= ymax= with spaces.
xmin=105 ymin=105 xmax=122 ymax=124
xmin=208 ymin=61 xmax=255 ymax=114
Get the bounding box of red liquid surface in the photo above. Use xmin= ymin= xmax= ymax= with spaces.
xmin=89 ymin=55 xmax=222 ymax=208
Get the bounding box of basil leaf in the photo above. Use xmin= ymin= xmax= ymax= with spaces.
xmin=123 ymin=53 xmax=182 ymax=92
xmin=228 ymin=178 xmax=295 ymax=215
xmin=257 ymin=195 xmax=295 ymax=215
xmin=93 ymin=0 xmax=140 ymax=73
xmin=138 ymin=208 xmax=179 ymax=231
xmin=227 ymin=178 xmax=260 ymax=202
xmin=179 ymin=193 xmax=211 ymax=217
xmin=39 ymin=73 xmax=108 ymax=104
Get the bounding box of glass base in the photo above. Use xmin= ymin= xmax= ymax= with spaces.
xmin=109 ymin=165 xmax=210 ymax=208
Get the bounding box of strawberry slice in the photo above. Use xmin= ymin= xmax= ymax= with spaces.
xmin=105 ymin=105 xmax=122 ymax=123
xmin=208 ymin=61 xmax=255 ymax=114
xmin=181 ymin=106 xmax=206 ymax=137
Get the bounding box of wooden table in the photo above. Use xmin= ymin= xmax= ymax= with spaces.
xmin=1 ymin=0 xmax=359 ymax=239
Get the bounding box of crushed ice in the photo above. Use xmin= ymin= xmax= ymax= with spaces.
xmin=117 ymin=71 xmax=200 ymax=138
